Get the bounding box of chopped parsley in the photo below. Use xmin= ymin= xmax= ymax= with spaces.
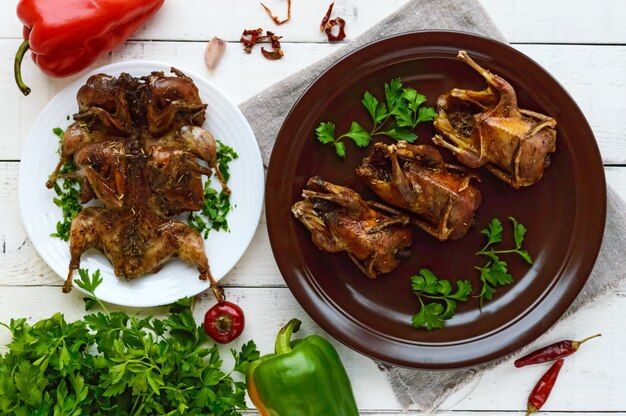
xmin=188 ymin=141 xmax=239 ymax=238
xmin=50 ymin=126 xmax=81 ymax=241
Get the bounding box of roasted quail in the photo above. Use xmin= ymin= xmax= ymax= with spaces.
xmin=357 ymin=141 xmax=481 ymax=241
xmin=432 ymin=51 xmax=557 ymax=188
xmin=51 ymin=69 xmax=228 ymax=295
xmin=292 ymin=176 xmax=413 ymax=279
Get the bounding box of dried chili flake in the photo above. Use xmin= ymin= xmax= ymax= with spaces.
xmin=260 ymin=0 xmax=292 ymax=25
xmin=261 ymin=31 xmax=284 ymax=60
xmin=325 ymin=17 xmax=346 ymax=42
xmin=320 ymin=2 xmax=334 ymax=32
xmin=240 ymin=28 xmax=284 ymax=60
xmin=240 ymin=28 xmax=263 ymax=53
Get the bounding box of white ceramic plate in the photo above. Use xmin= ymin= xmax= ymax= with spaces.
xmin=19 ymin=61 xmax=264 ymax=307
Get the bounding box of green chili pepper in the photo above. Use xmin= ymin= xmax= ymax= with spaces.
xmin=247 ymin=319 xmax=359 ymax=416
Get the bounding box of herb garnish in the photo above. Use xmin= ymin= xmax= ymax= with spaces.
xmin=0 ymin=269 xmax=259 ymax=415
xmin=410 ymin=269 xmax=472 ymax=330
xmin=188 ymin=140 xmax=239 ymax=238
xmin=315 ymin=78 xmax=437 ymax=157
xmin=51 ymin=165 xmax=81 ymax=241
xmin=476 ymin=217 xmax=533 ymax=307
xmin=50 ymin=126 xmax=82 ymax=241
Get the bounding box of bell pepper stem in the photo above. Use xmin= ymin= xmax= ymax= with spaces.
xmin=15 ymin=39 xmax=32 ymax=96
xmin=275 ymin=319 xmax=301 ymax=355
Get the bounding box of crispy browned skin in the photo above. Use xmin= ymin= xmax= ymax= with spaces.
xmin=357 ymin=141 xmax=481 ymax=241
xmin=432 ymin=51 xmax=557 ymax=188
xmin=55 ymin=69 xmax=229 ymax=292
xmin=292 ymin=176 xmax=413 ymax=279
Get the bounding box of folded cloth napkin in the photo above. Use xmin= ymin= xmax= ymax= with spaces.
xmin=240 ymin=0 xmax=626 ymax=411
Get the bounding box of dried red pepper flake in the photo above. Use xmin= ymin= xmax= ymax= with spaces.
xmin=261 ymin=31 xmax=284 ymax=60
xmin=240 ymin=28 xmax=264 ymax=53
xmin=320 ymin=2 xmax=334 ymax=32
xmin=240 ymin=28 xmax=284 ymax=60
xmin=260 ymin=0 xmax=292 ymax=25
xmin=324 ymin=17 xmax=346 ymax=42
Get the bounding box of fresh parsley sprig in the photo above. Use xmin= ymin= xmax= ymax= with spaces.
xmin=315 ymin=78 xmax=437 ymax=158
xmin=410 ymin=269 xmax=472 ymax=330
xmin=74 ymin=268 xmax=108 ymax=314
xmin=0 ymin=269 xmax=260 ymax=415
xmin=475 ymin=217 xmax=533 ymax=307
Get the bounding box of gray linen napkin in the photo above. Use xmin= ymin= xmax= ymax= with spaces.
xmin=240 ymin=0 xmax=626 ymax=411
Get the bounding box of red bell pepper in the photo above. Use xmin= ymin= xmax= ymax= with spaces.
xmin=15 ymin=0 xmax=165 ymax=96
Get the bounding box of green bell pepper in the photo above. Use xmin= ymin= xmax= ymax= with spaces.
xmin=247 ymin=319 xmax=359 ymax=416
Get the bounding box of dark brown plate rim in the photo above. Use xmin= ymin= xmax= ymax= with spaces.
xmin=265 ymin=30 xmax=607 ymax=369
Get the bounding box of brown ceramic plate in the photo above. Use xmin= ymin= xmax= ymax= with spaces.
xmin=265 ymin=31 xmax=606 ymax=369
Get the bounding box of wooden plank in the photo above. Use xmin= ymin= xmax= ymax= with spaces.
xmin=2 ymin=40 xmax=625 ymax=162
xmin=5 ymin=0 xmax=625 ymax=44
xmin=3 ymin=162 xmax=626 ymax=287
xmin=1 ymin=285 xmax=626 ymax=411
xmin=482 ymin=0 xmax=626 ymax=44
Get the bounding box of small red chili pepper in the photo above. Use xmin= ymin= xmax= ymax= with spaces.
xmin=202 ymin=268 xmax=245 ymax=344
xmin=514 ymin=334 xmax=601 ymax=368
xmin=526 ymin=359 xmax=564 ymax=415
xmin=204 ymin=301 xmax=245 ymax=344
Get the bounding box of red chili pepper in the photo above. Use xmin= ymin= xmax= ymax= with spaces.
xmin=514 ymin=334 xmax=601 ymax=368
xmin=203 ymin=270 xmax=245 ymax=344
xmin=204 ymin=301 xmax=245 ymax=344
xmin=324 ymin=17 xmax=346 ymax=42
xmin=526 ymin=359 xmax=564 ymax=415
xmin=15 ymin=0 xmax=165 ymax=95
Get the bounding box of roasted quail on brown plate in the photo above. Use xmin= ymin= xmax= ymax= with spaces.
xmin=432 ymin=51 xmax=557 ymax=188
xmin=265 ymin=32 xmax=605 ymax=368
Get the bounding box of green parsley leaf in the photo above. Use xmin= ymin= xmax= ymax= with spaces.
xmin=384 ymin=78 xmax=404 ymax=110
xmin=411 ymin=302 xmax=445 ymax=330
xmin=362 ymin=91 xmax=379 ymax=122
xmin=417 ymin=105 xmax=437 ymax=123
xmin=334 ymin=141 xmax=346 ymax=158
xmin=315 ymin=122 xmax=337 ymax=144
xmin=383 ymin=127 xmax=418 ymax=142
xmin=480 ymin=218 xmax=503 ymax=247
xmin=410 ymin=269 xmax=472 ymax=330
xmin=342 ymin=122 xmax=370 ymax=147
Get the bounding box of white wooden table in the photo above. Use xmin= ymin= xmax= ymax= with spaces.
xmin=2 ymin=1 xmax=625 ymax=414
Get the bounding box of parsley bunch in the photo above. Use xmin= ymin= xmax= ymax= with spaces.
xmin=189 ymin=141 xmax=239 ymax=238
xmin=476 ymin=217 xmax=533 ymax=306
xmin=410 ymin=269 xmax=472 ymax=330
xmin=315 ymin=78 xmax=437 ymax=157
xmin=0 ymin=270 xmax=259 ymax=415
